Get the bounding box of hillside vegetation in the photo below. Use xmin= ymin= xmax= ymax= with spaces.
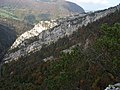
xmin=0 ymin=24 xmax=16 ymax=61
xmin=0 ymin=16 xmax=33 ymax=60
xmin=0 ymin=9 xmax=18 ymax=20
xmin=0 ymin=8 xmax=120 ymax=90
xmin=0 ymin=0 xmax=85 ymax=24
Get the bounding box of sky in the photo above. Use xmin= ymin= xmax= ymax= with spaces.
xmin=66 ymin=0 xmax=120 ymax=11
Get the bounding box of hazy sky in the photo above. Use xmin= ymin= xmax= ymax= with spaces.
xmin=66 ymin=0 xmax=120 ymax=11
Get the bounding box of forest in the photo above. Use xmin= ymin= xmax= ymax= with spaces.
xmin=0 ymin=9 xmax=120 ymax=90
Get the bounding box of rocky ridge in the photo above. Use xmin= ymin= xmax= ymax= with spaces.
xmin=10 ymin=20 xmax=58 ymax=50
xmin=105 ymin=83 xmax=120 ymax=90
xmin=0 ymin=17 xmax=33 ymax=61
xmin=3 ymin=4 xmax=120 ymax=63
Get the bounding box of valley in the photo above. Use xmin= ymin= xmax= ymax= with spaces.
xmin=0 ymin=0 xmax=120 ymax=90
xmin=0 ymin=0 xmax=85 ymax=24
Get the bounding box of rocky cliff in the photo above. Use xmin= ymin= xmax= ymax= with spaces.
xmin=105 ymin=83 xmax=120 ymax=90
xmin=3 ymin=4 xmax=120 ymax=63
xmin=0 ymin=3 xmax=120 ymax=90
xmin=0 ymin=17 xmax=33 ymax=61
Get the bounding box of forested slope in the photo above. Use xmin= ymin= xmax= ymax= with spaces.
xmin=0 ymin=7 xmax=120 ymax=90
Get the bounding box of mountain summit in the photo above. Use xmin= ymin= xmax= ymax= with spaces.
xmin=0 ymin=0 xmax=85 ymax=24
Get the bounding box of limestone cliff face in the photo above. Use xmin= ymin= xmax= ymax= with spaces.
xmin=105 ymin=83 xmax=120 ymax=90
xmin=3 ymin=4 xmax=120 ymax=63
xmin=10 ymin=20 xmax=58 ymax=50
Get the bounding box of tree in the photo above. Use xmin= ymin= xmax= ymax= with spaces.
xmin=95 ymin=23 xmax=120 ymax=76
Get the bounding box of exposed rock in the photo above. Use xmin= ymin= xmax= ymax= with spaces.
xmin=105 ymin=83 xmax=120 ymax=90
xmin=62 ymin=43 xmax=81 ymax=54
xmin=3 ymin=4 xmax=120 ymax=63
xmin=10 ymin=20 xmax=58 ymax=50
xmin=43 ymin=56 xmax=54 ymax=62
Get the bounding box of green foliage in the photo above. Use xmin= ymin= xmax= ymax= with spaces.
xmin=95 ymin=23 xmax=120 ymax=76
xmin=38 ymin=14 xmax=50 ymax=21
xmin=0 ymin=10 xmax=120 ymax=90
xmin=24 ymin=15 xmax=36 ymax=24
xmin=0 ymin=9 xmax=18 ymax=20
xmin=42 ymin=48 xmax=85 ymax=90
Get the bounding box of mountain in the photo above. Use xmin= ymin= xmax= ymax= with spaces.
xmin=0 ymin=0 xmax=84 ymax=61
xmin=0 ymin=3 xmax=120 ymax=90
xmin=0 ymin=24 xmax=16 ymax=61
xmin=0 ymin=18 xmax=34 ymax=36
xmin=0 ymin=0 xmax=85 ymax=24
xmin=0 ymin=4 xmax=120 ymax=90
xmin=0 ymin=9 xmax=18 ymax=20
xmin=3 ymin=5 xmax=119 ymax=62
xmin=0 ymin=17 xmax=33 ymax=60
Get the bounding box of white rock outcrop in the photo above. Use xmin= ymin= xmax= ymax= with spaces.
xmin=3 ymin=4 xmax=120 ymax=63
xmin=105 ymin=83 xmax=120 ymax=90
xmin=10 ymin=20 xmax=58 ymax=49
